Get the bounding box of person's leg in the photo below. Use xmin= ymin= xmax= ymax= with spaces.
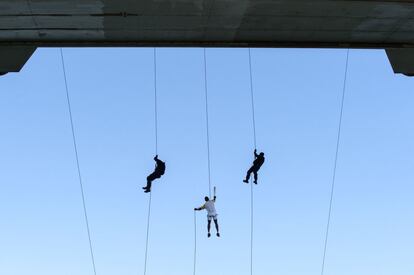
xmin=207 ymin=219 xmax=212 ymax=237
xmin=143 ymin=173 xmax=156 ymax=191
xmin=214 ymin=219 xmax=220 ymax=237
xmin=253 ymin=170 xmax=258 ymax=184
xmin=244 ymin=167 xmax=254 ymax=183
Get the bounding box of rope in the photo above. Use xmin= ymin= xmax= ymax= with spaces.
xmin=203 ymin=48 xmax=212 ymax=198
xmin=247 ymin=48 xmax=257 ymax=275
xmin=248 ymin=48 xmax=257 ymax=149
xmin=250 ymin=180 xmax=254 ymax=275
xmin=143 ymin=47 xmax=159 ymax=275
xmin=153 ymin=48 xmax=158 ymax=155
xmin=60 ymin=48 xmax=97 ymax=275
xmin=193 ymin=211 xmax=197 ymax=275
xmin=320 ymin=49 xmax=350 ymax=275
xmin=192 ymin=48 xmax=212 ymax=275
xmin=143 ymin=192 xmax=152 ymax=275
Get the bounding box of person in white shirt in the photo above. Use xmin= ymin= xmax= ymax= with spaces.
xmin=194 ymin=193 xmax=220 ymax=238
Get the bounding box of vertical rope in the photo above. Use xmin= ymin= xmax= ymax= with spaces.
xmin=203 ymin=48 xmax=212 ymax=198
xmin=250 ymin=180 xmax=254 ymax=275
xmin=320 ymin=49 xmax=350 ymax=275
xmin=193 ymin=211 xmax=197 ymax=275
xmin=143 ymin=48 xmax=159 ymax=275
xmin=60 ymin=48 xmax=97 ymax=275
xmin=192 ymin=48 xmax=211 ymax=275
xmin=153 ymin=48 xmax=158 ymax=155
xmin=247 ymin=47 xmax=257 ymax=275
xmin=143 ymin=191 xmax=152 ymax=275
xmin=248 ymin=48 xmax=257 ymax=149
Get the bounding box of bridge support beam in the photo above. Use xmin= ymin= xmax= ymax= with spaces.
xmin=386 ymin=49 xmax=414 ymax=77
xmin=0 ymin=46 xmax=36 ymax=76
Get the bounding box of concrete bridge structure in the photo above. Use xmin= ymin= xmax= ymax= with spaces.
xmin=1 ymin=0 xmax=414 ymax=75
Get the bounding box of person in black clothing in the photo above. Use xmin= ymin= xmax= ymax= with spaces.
xmin=243 ymin=149 xmax=265 ymax=184
xmin=143 ymin=155 xmax=165 ymax=193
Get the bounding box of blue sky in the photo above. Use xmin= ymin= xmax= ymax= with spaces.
xmin=0 ymin=48 xmax=413 ymax=275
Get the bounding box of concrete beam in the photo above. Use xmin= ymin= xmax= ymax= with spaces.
xmin=0 ymin=46 xmax=36 ymax=75
xmin=386 ymin=49 xmax=414 ymax=76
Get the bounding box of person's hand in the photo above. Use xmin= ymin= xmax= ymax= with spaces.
xmin=254 ymin=149 xmax=257 ymax=153
xmin=194 ymin=208 xmax=197 ymax=211
xmin=154 ymin=155 xmax=158 ymax=160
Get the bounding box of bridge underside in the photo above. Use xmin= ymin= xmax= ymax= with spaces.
xmin=2 ymin=0 xmax=414 ymax=75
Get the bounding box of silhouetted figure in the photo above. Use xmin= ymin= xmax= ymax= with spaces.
xmin=194 ymin=190 xmax=220 ymax=238
xmin=243 ymin=149 xmax=265 ymax=184
xmin=142 ymin=155 xmax=165 ymax=193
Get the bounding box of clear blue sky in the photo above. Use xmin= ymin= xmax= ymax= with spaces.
xmin=0 ymin=48 xmax=413 ymax=275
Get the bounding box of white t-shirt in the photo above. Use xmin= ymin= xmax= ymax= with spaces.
xmin=203 ymin=200 xmax=217 ymax=216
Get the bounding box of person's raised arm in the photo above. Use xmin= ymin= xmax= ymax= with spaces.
xmin=213 ymin=186 xmax=217 ymax=202
xmin=254 ymin=149 xmax=258 ymax=158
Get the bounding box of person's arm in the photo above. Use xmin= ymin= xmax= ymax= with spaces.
xmin=213 ymin=186 xmax=217 ymax=202
xmin=153 ymin=155 xmax=159 ymax=169
xmin=194 ymin=204 xmax=205 ymax=211
xmin=254 ymin=149 xmax=258 ymax=158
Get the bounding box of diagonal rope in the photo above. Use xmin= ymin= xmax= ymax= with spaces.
xmin=247 ymin=48 xmax=257 ymax=275
xmin=60 ymin=48 xmax=97 ymax=275
xmin=203 ymin=48 xmax=212 ymax=198
xmin=320 ymin=49 xmax=350 ymax=275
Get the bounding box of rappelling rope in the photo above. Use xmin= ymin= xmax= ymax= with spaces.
xmin=153 ymin=48 xmax=159 ymax=156
xmin=247 ymin=48 xmax=257 ymax=275
xmin=193 ymin=48 xmax=213 ymax=275
xmin=60 ymin=48 xmax=97 ymax=275
xmin=143 ymin=191 xmax=152 ymax=275
xmin=248 ymin=48 xmax=257 ymax=149
xmin=203 ymin=48 xmax=212 ymax=198
xmin=193 ymin=210 xmax=197 ymax=275
xmin=143 ymin=47 xmax=159 ymax=275
xmin=320 ymin=49 xmax=350 ymax=275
